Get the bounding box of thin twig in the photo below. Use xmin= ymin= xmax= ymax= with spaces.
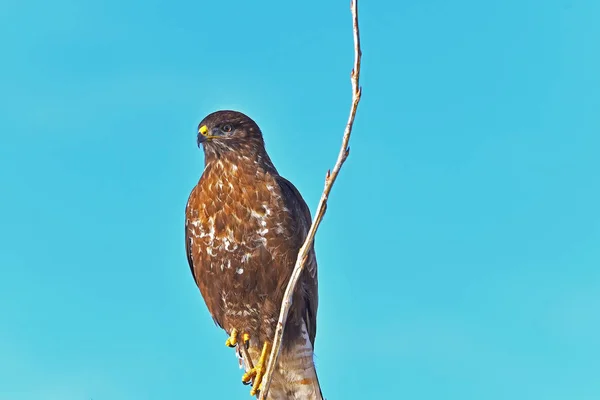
xmin=239 ymin=343 xmax=254 ymax=372
xmin=257 ymin=1 xmax=362 ymax=398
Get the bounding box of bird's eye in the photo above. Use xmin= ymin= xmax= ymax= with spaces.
xmin=221 ymin=124 xmax=233 ymax=133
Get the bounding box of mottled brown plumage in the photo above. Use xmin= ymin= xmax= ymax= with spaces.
xmin=185 ymin=110 xmax=322 ymax=399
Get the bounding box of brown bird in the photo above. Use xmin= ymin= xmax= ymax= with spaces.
xmin=185 ymin=110 xmax=323 ymax=399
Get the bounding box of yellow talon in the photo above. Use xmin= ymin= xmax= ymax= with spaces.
xmin=241 ymin=341 xmax=271 ymax=396
xmin=225 ymin=328 xmax=238 ymax=348
xmin=243 ymin=333 xmax=251 ymax=348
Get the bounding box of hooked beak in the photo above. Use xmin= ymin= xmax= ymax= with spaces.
xmin=197 ymin=125 xmax=219 ymax=144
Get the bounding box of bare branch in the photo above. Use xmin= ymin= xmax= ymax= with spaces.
xmin=257 ymin=1 xmax=362 ymax=398
xmin=239 ymin=343 xmax=254 ymax=374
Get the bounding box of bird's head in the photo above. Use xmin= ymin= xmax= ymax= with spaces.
xmin=196 ymin=110 xmax=265 ymax=154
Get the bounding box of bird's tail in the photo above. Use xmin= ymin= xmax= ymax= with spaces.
xmin=267 ymin=322 xmax=323 ymax=400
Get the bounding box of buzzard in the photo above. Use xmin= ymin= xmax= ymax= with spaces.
xmin=185 ymin=110 xmax=323 ymax=399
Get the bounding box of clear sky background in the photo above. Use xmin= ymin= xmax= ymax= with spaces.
xmin=1 ymin=0 xmax=599 ymax=399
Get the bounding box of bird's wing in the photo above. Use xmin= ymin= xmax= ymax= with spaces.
xmin=185 ymin=190 xmax=199 ymax=285
xmin=276 ymin=176 xmax=319 ymax=346
xmin=185 ymin=182 xmax=223 ymax=328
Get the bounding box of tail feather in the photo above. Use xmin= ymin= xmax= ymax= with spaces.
xmin=238 ymin=321 xmax=323 ymax=400
xmin=268 ymin=320 xmax=323 ymax=400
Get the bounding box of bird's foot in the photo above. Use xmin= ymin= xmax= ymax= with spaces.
xmin=225 ymin=329 xmax=251 ymax=348
xmin=225 ymin=328 xmax=238 ymax=347
xmin=242 ymin=341 xmax=271 ymax=396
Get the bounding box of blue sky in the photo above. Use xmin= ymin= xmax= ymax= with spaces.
xmin=1 ymin=0 xmax=599 ymax=399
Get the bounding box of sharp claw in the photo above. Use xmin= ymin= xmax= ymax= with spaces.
xmin=242 ymin=370 xmax=254 ymax=384
xmin=231 ymin=333 xmax=270 ymax=396
xmin=225 ymin=328 xmax=238 ymax=348
xmin=249 ymin=341 xmax=271 ymax=396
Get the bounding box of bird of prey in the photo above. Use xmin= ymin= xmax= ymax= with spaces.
xmin=185 ymin=110 xmax=323 ymax=399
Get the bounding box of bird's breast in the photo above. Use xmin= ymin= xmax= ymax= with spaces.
xmin=187 ymin=161 xmax=294 ymax=276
